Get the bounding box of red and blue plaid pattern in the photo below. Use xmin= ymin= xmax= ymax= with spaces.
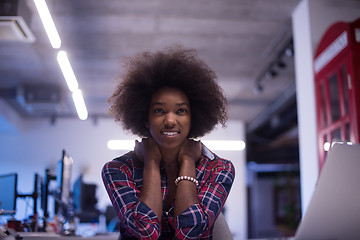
xmin=102 ymin=144 xmax=235 ymax=239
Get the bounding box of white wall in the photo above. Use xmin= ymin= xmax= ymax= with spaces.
xmin=0 ymin=116 xmax=246 ymax=239
xmin=292 ymin=0 xmax=360 ymax=214
xmin=292 ymin=0 xmax=319 ymax=216
xmin=202 ymin=120 xmax=247 ymax=239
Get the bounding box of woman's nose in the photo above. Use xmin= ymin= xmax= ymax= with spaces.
xmin=164 ymin=113 xmax=176 ymax=126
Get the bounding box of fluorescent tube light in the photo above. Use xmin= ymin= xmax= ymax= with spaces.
xmin=202 ymin=140 xmax=246 ymax=151
xmin=34 ymin=0 xmax=61 ymax=49
xmin=107 ymin=139 xmax=245 ymax=151
xmin=107 ymin=140 xmax=136 ymax=150
xmin=72 ymin=89 xmax=88 ymax=120
xmin=57 ymin=51 xmax=79 ymax=92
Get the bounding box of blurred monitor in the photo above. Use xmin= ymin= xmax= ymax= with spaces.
xmin=40 ymin=169 xmax=56 ymax=218
xmin=73 ymin=175 xmax=97 ymax=212
xmin=73 ymin=175 xmax=98 ymax=223
xmin=0 ymin=173 xmax=17 ymax=215
xmin=57 ymin=150 xmax=73 ymax=205
xmin=72 ymin=175 xmax=83 ymax=212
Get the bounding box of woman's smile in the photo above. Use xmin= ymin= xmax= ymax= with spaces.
xmin=162 ymin=131 xmax=179 ymax=136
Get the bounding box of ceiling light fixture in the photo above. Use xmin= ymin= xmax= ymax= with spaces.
xmin=34 ymin=0 xmax=88 ymax=121
xmin=253 ymin=83 xmax=263 ymax=94
xmin=107 ymin=140 xmax=137 ymax=150
xmin=57 ymin=51 xmax=79 ymax=92
xmin=33 ymin=0 xmax=61 ymax=49
xmin=253 ymin=38 xmax=294 ymax=93
xmin=202 ymin=140 xmax=246 ymax=151
xmin=285 ymin=47 xmax=294 ymax=57
xmin=277 ymin=60 xmax=286 ymax=69
xmin=57 ymin=51 xmax=88 ymax=120
xmin=72 ymin=89 xmax=88 ymax=120
xmin=265 ymin=69 xmax=277 ymax=79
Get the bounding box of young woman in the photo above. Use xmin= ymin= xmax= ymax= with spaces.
xmin=102 ymin=46 xmax=235 ymax=239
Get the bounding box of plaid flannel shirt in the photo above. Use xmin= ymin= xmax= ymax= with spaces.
xmin=102 ymin=144 xmax=235 ymax=239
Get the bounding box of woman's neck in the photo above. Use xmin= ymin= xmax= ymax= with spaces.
xmin=160 ymin=147 xmax=179 ymax=165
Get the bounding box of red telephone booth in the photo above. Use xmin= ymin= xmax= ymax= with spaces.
xmin=314 ymin=17 xmax=360 ymax=171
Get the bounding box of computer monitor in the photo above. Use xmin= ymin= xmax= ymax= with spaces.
xmin=41 ymin=150 xmax=73 ymax=218
xmin=41 ymin=169 xmax=56 ymax=218
xmin=73 ymin=175 xmax=97 ymax=212
xmin=0 ymin=173 xmax=17 ymax=215
xmin=73 ymin=175 xmax=98 ymax=223
xmin=57 ymin=150 xmax=73 ymax=205
xmin=72 ymin=174 xmax=83 ymax=212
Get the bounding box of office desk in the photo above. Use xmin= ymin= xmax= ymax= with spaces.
xmin=18 ymin=235 xmax=297 ymax=240
xmin=18 ymin=232 xmax=119 ymax=240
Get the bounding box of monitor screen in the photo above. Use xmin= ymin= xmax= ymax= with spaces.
xmin=57 ymin=150 xmax=73 ymax=205
xmin=72 ymin=174 xmax=98 ymax=223
xmin=73 ymin=175 xmax=97 ymax=213
xmin=0 ymin=173 xmax=17 ymax=215
xmin=73 ymin=174 xmax=82 ymax=212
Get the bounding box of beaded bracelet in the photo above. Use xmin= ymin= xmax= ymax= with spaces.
xmin=175 ymin=176 xmax=199 ymax=187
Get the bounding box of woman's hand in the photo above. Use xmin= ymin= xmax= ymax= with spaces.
xmin=178 ymin=139 xmax=202 ymax=166
xmin=136 ymin=138 xmax=163 ymax=220
xmin=135 ymin=138 xmax=162 ymax=166
xmin=174 ymin=138 xmax=201 ymax=217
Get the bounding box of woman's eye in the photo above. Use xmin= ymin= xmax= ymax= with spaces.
xmin=154 ymin=108 xmax=164 ymax=113
xmin=177 ymin=108 xmax=187 ymax=114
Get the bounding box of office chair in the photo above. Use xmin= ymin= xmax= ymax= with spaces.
xmin=213 ymin=212 xmax=233 ymax=240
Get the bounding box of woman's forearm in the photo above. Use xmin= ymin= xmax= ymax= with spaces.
xmin=139 ymin=160 xmax=163 ymax=221
xmin=174 ymin=158 xmax=199 ymax=217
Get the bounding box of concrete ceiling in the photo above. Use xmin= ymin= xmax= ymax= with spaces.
xmin=0 ymin=0 xmax=300 ymax=125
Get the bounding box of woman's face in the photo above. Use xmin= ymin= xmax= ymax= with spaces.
xmin=147 ymin=87 xmax=191 ymax=150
